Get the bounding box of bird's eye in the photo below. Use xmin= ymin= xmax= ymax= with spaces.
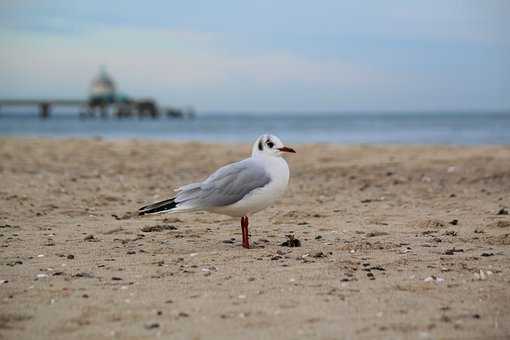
xmin=266 ymin=141 xmax=274 ymax=148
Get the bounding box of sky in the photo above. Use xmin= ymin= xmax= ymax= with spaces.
xmin=0 ymin=0 xmax=509 ymax=112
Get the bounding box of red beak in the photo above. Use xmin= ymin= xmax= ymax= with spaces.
xmin=277 ymin=146 xmax=296 ymax=153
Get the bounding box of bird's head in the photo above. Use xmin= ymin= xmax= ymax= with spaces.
xmin=251 ymin=134 xmax=296 ymax=157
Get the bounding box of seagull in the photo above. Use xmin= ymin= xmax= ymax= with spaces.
xmin=138 ymin=134 xmax=296 ymax=249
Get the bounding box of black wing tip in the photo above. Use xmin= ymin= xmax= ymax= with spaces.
xmin=138 ymin=197 xmax=177 ymax=215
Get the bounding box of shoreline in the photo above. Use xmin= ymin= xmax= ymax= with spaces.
xmin=4 ymin=135 xmax=510 ymax=146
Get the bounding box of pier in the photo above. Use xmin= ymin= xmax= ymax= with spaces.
xmin=0 ymin=98 xmax=194 ymax=119
xmin=0 ymin=68 xmax=194 ymax=119
xmin=0 ymin=99 xmax=86 ymax=118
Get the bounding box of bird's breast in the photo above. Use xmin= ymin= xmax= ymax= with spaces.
xmin=265 ymin=157 xmax=290 ymax=196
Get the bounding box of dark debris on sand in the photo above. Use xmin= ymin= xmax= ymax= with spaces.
xmin=144 ymin=321 xmax=160 ymax=329
xmin=497 ymin=208 xmax=509 ymax=215
xmin=74 ymin=272 xmax=95 ymax=279
xmin=280 ymin=234 xmax=301 ymax=247
xmin=444 ymin=247 xmax=464 ymax=255
xmin=366 ymin=231 xmax=389 ymax=237
xmin=111 ymin=212 xmax=136 ymax=220
xmin=84 ymin=235 xmax=99 ymax=242
xmin=141 ymin=224 xmax=178 ymax=233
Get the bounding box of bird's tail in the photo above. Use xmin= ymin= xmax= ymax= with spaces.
xmin=138 ymin=197 xmax=177 ymax=215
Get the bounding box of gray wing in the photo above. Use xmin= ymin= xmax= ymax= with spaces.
xmin=175 ymin=158 xmax=271 ymax=208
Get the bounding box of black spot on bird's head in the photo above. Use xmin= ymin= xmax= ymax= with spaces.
xmin=252 ymin=134 xmax=287 ymax=157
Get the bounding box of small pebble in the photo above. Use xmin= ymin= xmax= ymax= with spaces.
xmin=444 ymin=248 xmax=463 ymax=255
xmin=144 ymin=322 xmax=160 ymax=330
xmin=474 ymin=270 xmax=491 ymax=281
xmin=74 ymin=272 xmax=94 ymax=278
xmin=424 ymin=275 xmax=445 ymax=283
xmin=84 ymin=235 xmax=98 ymax=242
xmin=497 ymin=208 xmax=508 ymax=215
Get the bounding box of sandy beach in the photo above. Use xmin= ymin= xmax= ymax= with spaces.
xmin=1 ymin=137 xmax=509 ymax=340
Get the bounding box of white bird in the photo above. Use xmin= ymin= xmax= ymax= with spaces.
xmin=139 ymin=134 xmax=296 ymax=249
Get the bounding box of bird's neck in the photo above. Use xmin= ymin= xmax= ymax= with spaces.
xmin=252 ymin=153 xmax=287 ymax=167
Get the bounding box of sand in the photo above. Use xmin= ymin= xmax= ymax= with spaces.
xmin=0 ymin=137 xmax=509 ymax=340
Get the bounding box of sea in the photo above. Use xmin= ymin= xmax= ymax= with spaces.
xmin=1 ymin=111 xmax=509 ymax=145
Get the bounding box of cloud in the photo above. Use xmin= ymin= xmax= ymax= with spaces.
xmin=0 ymin=26 xmax=389 ymax=105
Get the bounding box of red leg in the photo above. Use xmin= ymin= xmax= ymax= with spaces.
xmin=241 ymin=216 xmax=250 ymax=249
xmin=240 ymin=217 xmax=244 ymax=246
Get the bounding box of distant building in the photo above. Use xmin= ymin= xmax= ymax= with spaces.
xmin=89 ymin=67 xmax=129 ymax=105
xmin=91 ymin=68 xmax=115 ymax=96
xmin=0 ymin=66 xmax=193 ymax=119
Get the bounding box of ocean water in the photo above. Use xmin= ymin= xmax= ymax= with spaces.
xmin=0 ymin=112 xmax=509 ymax=144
